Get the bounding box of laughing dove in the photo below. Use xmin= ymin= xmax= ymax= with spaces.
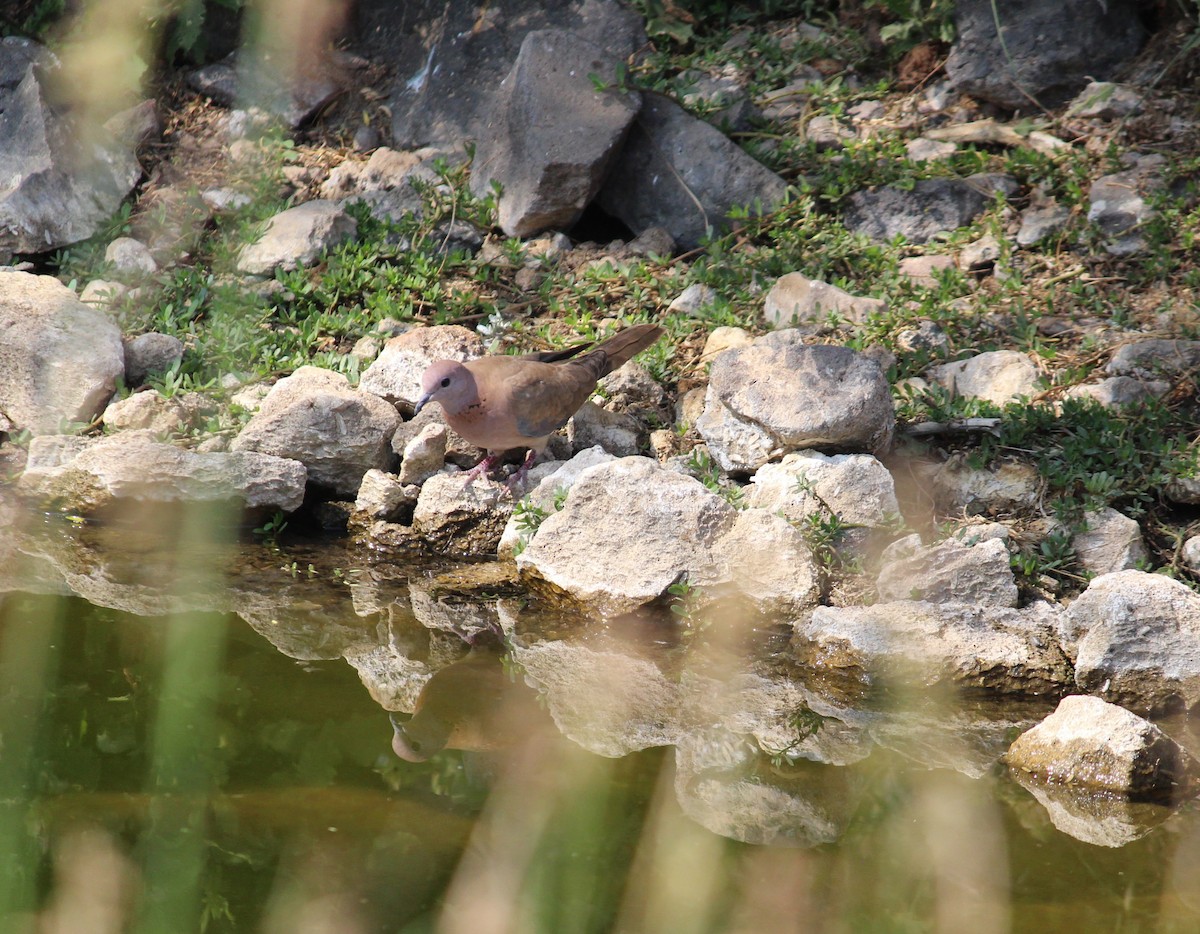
xmin=414 ymin=322 xmax=663 ymax=485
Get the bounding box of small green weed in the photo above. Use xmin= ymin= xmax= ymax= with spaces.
xmin=511 ymin=487 xmax=568 ymax=556
xmin=684 ymin=448 xmax=745 ymax=508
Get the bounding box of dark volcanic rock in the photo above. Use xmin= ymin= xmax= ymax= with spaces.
xmin=945 ymin=0 xmax=1146 ymax=111
xmin=842 ymin=178 xmax=989 ymax=244
xmin=384 ymin=0 xmax=646 ymax=150
xmin=470 ymin=29 xmax=641 ymax=237
xmin=595 ymin=93 xmax=788 ymax=250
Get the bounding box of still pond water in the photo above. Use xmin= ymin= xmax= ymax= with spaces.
xmin=2 ymin=505 xmax=1200 ymax=934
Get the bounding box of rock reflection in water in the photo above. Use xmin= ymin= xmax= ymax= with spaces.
xmin=1007 ymin=769 xmax=1173 ymax=847
xmin=2 ymin=505 xmax=1195 ymax=863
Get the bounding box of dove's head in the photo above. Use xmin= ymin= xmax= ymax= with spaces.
xmin=389 ymin=711 xmax=450 ymax=763
xmin=414 ymin=360 xmax=477 ymax=416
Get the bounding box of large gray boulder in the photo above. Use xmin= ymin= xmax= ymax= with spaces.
xmin=471 ymin=29 xmax=641 ymax=237
xmin=18 ymin=430 xmax=307 ymax=514
xmin=796 ymin=600 xmax=1072 ymax=696
xmin=1005 ymin=695 xmax=1197 ymax=799
xmin=230 ymin=366 xmax=401 ymax=497
xmin=945 ymin=0 xmax=1146 ymax=110
xmin=0 ymin=271 xmax=124 ymax=434
xmin=0 ymin=38 xmax=144 ymax=256
xmin=595 ymin=93 xmax=788 ymax=251
xmin=385 ymin=0 xmax=646 ymax=150
xmin=696 ymin=331 xmax=895 ymax=474
xmin=1060 ymin=570 xmax=1200 ymax=714
xmin=516 ymin=456 xmax=819 ymax=616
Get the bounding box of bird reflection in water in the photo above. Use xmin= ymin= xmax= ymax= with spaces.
xmin=389 ymin=631 xmax=545 ymax=763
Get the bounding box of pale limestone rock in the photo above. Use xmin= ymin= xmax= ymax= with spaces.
xmin=876 ymin=535 xmax=1018 ymax=607
xmin=1060 ymin=569 xmax=1200 ymax=714
xmin=931 ymin=350 xmax=1039 ymax=406
xmin=517 ymin=456 xmax=818 ymax=617
xmin=104 ymin=237 xmax=158 ymax=278
xmin=360 ymin=325 xmax=484 ymax=409
xmin=746 ymin=450 xmax=899 ymax=528
xmin=19 ymin=430 xmax=306 ymax=514
xmin=412 ymin=472 xmax=513 ymax=556
xmin=0 ymin=272 xmax=124 ymax=434
xmin=236 ymin=200 xmax=357 ymax=275
xmin=397 ymin=422 xmax=448 ymax=486
xmin=1070 ymin=508 xmax=1147 ymax=576
xmin=932 ymin=457 xmax=1041 ymax=516
xmin=763 ymin=271 xmax=886 ymax=328
xmin=354 ymin=468 xmax=419 ymax=521
xmin=701 ymin=326 xmax=752 ymax=361
xmin=230 ymin=366 xmax=400 ymax=496
xmin=796 ymin=600 xmax=1071 ymax=695
xmin=697 ymin=331 xmax=894 ymax=473
xmin=497 ymin=446 xmax=616 ymax=558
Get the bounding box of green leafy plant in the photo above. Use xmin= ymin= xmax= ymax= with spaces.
xmin=253 ymin=511 xmax=288 ymax=546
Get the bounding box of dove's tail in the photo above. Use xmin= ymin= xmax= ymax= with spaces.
xmin=579 ymin=323 xmax=664 ymax=378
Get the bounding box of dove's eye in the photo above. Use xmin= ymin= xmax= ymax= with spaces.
xmin=440 ymin=377 xmax=451 ymax=387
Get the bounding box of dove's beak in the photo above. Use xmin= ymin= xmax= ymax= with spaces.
xmin=413 ymin=392 xmax=432 ymax=416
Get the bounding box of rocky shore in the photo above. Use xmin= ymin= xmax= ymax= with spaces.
xmin=4 ymin=0 xmax=1200 ymax=817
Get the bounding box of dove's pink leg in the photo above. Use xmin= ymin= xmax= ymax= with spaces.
xmin=506 ymin=449 xmax=539 ymax=493
xmin=462 ymin=453 xmax=499 ymax=484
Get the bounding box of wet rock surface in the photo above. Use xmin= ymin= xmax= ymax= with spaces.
xmin=6 ymin=0 xmax=1200 ymax=876
xmin=18 ymin=430 xmax=307 ymax=515
xmin=1005 ymin=695 xmax=1197 ymax=799
xmin=875 ymin=535 xmax=1019 ymax=608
